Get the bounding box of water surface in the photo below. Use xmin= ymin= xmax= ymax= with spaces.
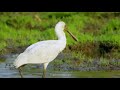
xmin=0 ymin=54 xmax=120 ymax=78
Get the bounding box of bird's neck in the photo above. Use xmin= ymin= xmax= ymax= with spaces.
xmin=55 ymin=28 xmax=66 ymax=42
xmin=55 ymin=28 xmax=66 ymax=52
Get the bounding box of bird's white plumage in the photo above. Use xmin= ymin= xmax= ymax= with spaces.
xmin=13 ymin=21 xmax=66 ymax=69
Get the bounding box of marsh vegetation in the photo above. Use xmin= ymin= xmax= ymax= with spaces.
xmin=0 ymin=12 xmax=120 ymax=77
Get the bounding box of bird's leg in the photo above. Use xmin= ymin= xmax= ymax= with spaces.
xmin=18 ymin=67 xmax=23 ymax=78
xmin=42 ymin=68 xmax=46 ymax=78
xmin=42 ymin=63 xmax=49 ymax=78
xmin=18 ymin=64 xmax=26 ymax=78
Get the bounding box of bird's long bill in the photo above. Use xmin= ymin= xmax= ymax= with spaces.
xmin=66 ymin=30 xmax=78 ymax=42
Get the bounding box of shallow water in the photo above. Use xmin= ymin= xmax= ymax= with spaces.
xmin=0 ymin=54 xmax=120 ymax=78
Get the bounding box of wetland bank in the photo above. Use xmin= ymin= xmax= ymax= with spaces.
xmin=0 ymin=12 xmax=120 ymax=78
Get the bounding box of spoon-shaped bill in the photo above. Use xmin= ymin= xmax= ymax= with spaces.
xmin=66 ymin=30 xmax=78 ymax=42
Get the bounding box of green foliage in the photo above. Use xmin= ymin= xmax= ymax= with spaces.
xmin=0 ymin=12 xmax=120 ymax=61
xmin=101 ymin=18 xmax=120 ymax=34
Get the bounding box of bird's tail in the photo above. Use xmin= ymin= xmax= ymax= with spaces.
xmin=13 ymin=53 xmax=27 ymax=68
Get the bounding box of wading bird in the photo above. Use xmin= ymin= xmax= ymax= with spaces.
xmin=13 ymin=21 xmax=78 ymax=78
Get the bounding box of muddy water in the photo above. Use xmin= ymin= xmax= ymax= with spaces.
xmin=0 ymin=54 xmax=120 ymax=78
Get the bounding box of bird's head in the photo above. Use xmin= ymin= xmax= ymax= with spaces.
xmin=55 ymin=21 xmax=78 ymax=42
xmin=55 ymin=21 xmax=66 ymax=31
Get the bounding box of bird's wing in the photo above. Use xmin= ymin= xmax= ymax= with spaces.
xmin=14 ymin=40 xmax=65 ymax=65
xmin=23 ymin=40 xmax=61 ymax=63
xmin=25 ymin=40 xmax=60 ymax=54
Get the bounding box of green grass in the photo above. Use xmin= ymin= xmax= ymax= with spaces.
xmin=0 ymin=12 xmax=120 ymax=61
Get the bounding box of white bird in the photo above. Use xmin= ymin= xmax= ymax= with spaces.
xmin=13 ymin=21 xmax=78 ymax=78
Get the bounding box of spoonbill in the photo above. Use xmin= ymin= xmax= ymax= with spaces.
xmin=13 ymin=21 xmax=78 ymax=78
